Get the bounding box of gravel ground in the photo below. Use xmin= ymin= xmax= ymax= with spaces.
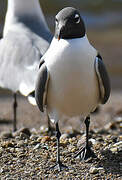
xmin=0 ymin=91 xmax=121 ymax=179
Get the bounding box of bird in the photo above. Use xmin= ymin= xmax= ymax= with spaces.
xmin=35 ymin=7 xmax=111 ymax=171
xmin=0 ymin=0 xmax=53 ymax=131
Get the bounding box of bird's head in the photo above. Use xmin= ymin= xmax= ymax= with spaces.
xmin=55 ymin=7 xmax=86 ymax=40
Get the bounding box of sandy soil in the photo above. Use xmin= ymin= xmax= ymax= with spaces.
xmin=0 ymin=91 xmax=121 ymax=179
xmin=0 ymin=90 xmax=121 ymax=133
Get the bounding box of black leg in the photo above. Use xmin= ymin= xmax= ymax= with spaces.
xmin=13 ymin=93 xmax=17 ymax=132
xmin=50 ymin=122 xmax=68 ymax=171
xmin=74 ymin=116 xmax=96 ymax=160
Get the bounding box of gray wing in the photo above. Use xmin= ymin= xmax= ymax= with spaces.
xmin=95 ymin=54 xmax=111 ymax=104
xmin=0 ymin=26 xmax=52 ymax=95
xmin=35 ymin=63 xmax=49 ymax=112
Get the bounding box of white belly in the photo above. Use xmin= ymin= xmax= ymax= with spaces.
xmin=45 ymin=37 xmax=99 ymax=120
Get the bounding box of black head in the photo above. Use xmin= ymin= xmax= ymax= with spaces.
xmin=55 ymin=7 xmax=86 ymax=40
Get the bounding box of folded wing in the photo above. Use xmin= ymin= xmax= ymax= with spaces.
xmin=95 ymin=54 xmax=111 ymax=104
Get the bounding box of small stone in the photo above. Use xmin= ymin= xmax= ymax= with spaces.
xmin=90 ymin=138 xmax=97 ymax=145
xmin=114 ymin=116 xmax=122 ymax=122
xmin=110 ymin=147 xmax=118 ymax=153
xmin=68 ymin=145 xmax=76 ymax=152
xmin=113 ymin=141 xmax=122 ymax=147
xmin=17 ymin=140 xmax=25 ymax=147
xmin=37 ymin=136 xmax=43 ymax=142
xmin=77 ymin=135 xmax=86 ymax=147
xmin=60 ymin=138 xmax=68 ymax=145
xmin=40 ymin=125 xmax=48 ymax=133
xmin=71 ymin=147 xmax=77 ymax=153
xmin=69 ymin=169 xmax=74 ymax=174
xmin=41 ymin=136 xmax=51 ymax=143
xmin=30 ymin=134 xmax=38 ymax=141
xmin=98 ymin=167 xmax=104 ymax=172
xmin=110 ymin=141 xmax=122 ymax=152
xmin=2 ymin=141 xmax=14 ymax=148
xmin=69 ymin=137 xmax=76 ymax=144
xmin=89 ymin=167 xmax=99 ymax=174
xmin=60 ymin=133 xmax=68 ymax=140
xmin=33 ymin=143 xmax=41 ymax=150
xmin=30 ymin=128 xmax=38 ymax=134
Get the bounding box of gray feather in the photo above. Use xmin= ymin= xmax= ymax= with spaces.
xmin=0 ymin=22 xmax=52 ymax=95
xmin=35 ymin=63 xmax=49 ymax=112
xmin=95 ymin=55 xmax=111 ymax=104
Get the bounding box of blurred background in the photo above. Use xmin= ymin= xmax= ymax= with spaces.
xmin=0 ymin=0 xmax=121 ymax=131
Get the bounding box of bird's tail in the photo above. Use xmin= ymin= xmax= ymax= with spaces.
xmin=28 ymin=91 xmax=37 ymax=106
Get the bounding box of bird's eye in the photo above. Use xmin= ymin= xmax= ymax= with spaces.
xmin=74 ymin=14 xmax=80 ymax=24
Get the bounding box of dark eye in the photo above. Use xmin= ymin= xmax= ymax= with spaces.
xmin=74 ymin=14 xmax=80 ymax=24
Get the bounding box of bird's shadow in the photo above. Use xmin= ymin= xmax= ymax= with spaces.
xmin=0 ymin=118 xmax=13 ymax=124
xmin=96 ymin=148 xmax=122 ymax=176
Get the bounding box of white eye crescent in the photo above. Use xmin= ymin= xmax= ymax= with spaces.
xmin=75 ymin=14 xmax=80 ymax=24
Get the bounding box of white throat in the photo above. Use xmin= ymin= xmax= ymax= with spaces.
xmin=3 ymin=0 xmax=48 ymax=36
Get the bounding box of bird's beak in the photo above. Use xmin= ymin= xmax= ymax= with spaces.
xmin=58 ymin=30 xmax=61 ymax=41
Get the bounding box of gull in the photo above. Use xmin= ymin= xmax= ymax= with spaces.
xmin=35 ymin=7 xmax=111 ymax=171
xmin=0 ymin=0 xmax=52 ymax=131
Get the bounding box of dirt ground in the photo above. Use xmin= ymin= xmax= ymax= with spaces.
xmin=0 ymin=90 xmax=121 ymax=179
xmin=0 ymin=90 xmax=121 ymax=133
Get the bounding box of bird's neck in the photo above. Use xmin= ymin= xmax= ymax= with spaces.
xmin=7 ymin=0 xmax=42 ymax=17
xmin=3 ymin=0 xmax=48 ymax=36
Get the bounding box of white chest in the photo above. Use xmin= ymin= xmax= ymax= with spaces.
xmin=45 ymin=37 xmax=99 ymax=118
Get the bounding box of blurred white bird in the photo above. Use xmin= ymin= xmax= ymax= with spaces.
xmin=0 ymin=0 xmax=52 ymax=131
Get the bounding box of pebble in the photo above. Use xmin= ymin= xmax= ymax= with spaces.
xmin=110 ymin=147 xmax=118 ymax=153
xmin=33 ymin=143 xmax=41 ymax=150
xmin=60 ymin=138 xmax=68 ymax=145
xmin=41 ymin=136 xmax=51 ymax=143
xmin=17 ymin=140 xmax=25 ymax=147
xmin=68 ymin=145 xmax=77 ymax=153
xmin=2 ymin=141 xmax=15 ymax=148
xmin=89 ymin=167 xmax=99 ymax=174
xmin=0 ymin=116 xmax=121 ymax=179
xmin=30 ymin=128 xmax=38 ymax=134
xmin=37 ymin=136 xmax=43 ymax=142
xmin=60 ymin=133 xmax=69 ymax=140
xmin=110 ymin=141 xmax=122 ymax=152
xmin=114 ymin=116 xmax=122 ymax=123
xmin=90 ymin=138 xmax=98 ymax=145
xmin=113 ymin=141 xmax=122 ymax=147
xmin=69 ymin=137 xmax=77 ymax=144
xmin=29 ymin=134 xmax=38 ymax=141
xmin=77 ymin=135 xmax=86 ymax=147
xmin=40 ymin=125 xmax=48 ymax=133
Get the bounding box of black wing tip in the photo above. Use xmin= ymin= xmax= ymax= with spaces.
xmin=28 ymin=91 xmax=35 ymax=98
xmin=39 ymin=59 xmax=45 ymax=69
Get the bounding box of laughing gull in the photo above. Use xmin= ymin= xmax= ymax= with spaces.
xmin=35 ymin=7 xmax=111 ymax=171
xmin=0 ymin=0 xmax=52 ymax=131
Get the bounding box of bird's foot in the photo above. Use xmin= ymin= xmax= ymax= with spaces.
xmin=50 ymin=161 xmax=68 ymax=172
xmin=74 ymin=145 xmax=96 ymax=161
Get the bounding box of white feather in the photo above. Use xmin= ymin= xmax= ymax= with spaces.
xmin=44 ymin=35 xmax=99 ymax=122
xmin=3 ymin=0 xmax=48 ymax=37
